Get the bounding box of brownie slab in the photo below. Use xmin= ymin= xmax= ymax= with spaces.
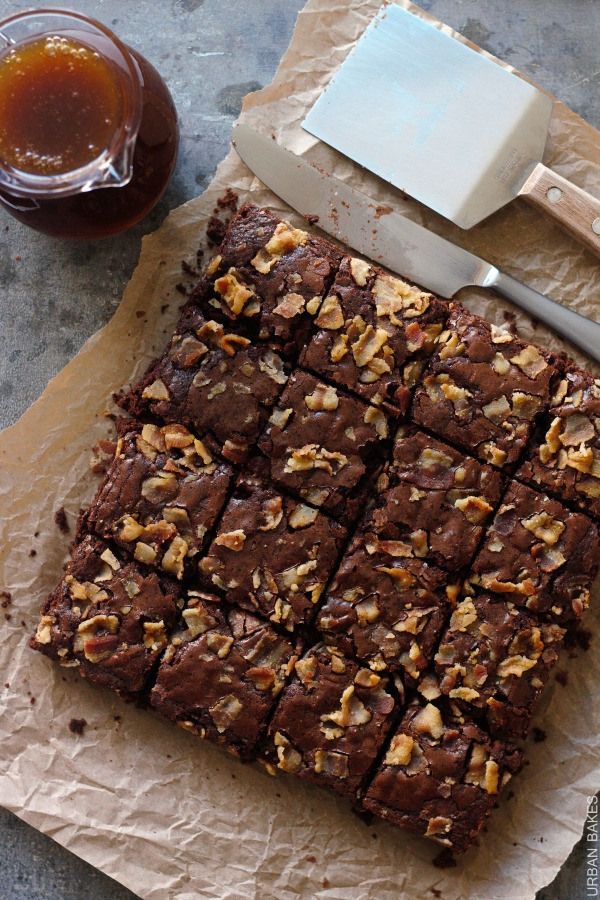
xmin=316 ymin=535 xmax=455 ymax=682
xmin=257 ymin=370 xmax=390 ymax=519
xmin=199 ymin=471 xmax=347 ymax=632
xmin=434 ymin=594 xmax=565 ymax=739
xmin=264 ymin=644 xmax=397 ymax=800
xmin=124 ymin=306 xmax=289 ymax=463
xmin=299 ymin=257 xmax=447 ymax=414
xmin=368 ymin=426 xmax=503 ymax=572
xmin=30 ymin=535 xmax=181 ymax=697
xmin=363 ymin=700 xmax=523 ymax=853
xmin=84 ymin=420 xmax=233 ymax=580
xmin=151 ymin=591 xmax=297 ymax=759
xmin=518 ymin=365 xmax=600 ymax=520
xmin=194 ymin=204 xmax=342 ymax=358
xmin=412 ymin=304 xmax=558 ymax=467
xmin=468 ymin=480 xmax=599 ymax=624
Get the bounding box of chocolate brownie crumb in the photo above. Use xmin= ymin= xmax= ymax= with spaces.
xmin=54 ymin=507 xmax=69 ymax=534
xmin=69 ymin=718 xmax=87 ymax=735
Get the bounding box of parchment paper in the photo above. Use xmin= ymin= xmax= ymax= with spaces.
xmin=1 ymin=2 xmax=599 ymax=898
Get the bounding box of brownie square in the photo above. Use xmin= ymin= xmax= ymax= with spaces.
xmin=316 ymin=534 xmax=455 ymax=682
xmin=367 ymin=426 xmax=503 ymax=572
xmin=257 ymin=370 xmax=390 ymax=519
xmin=468 ymin=480 xmax=600 ymax=624
xmin=518 ymin=365 xmax=600 ymax=520
xmin=124 ymin=305 xmax=289 ymax=464
xmin=151 ymin=591 xmax=297 ymax=759
xmin=433 ymin=594 xmax=565 ymax=740
xmin=30 ymin=535 xmax=181 ymax=698
xmin=199 ymin=469 xmax=347 ymax=632
xmin=194 ymin=204 xmax=342 ymax=358
xmin=264 ymin=644 xmax=397 ymax=800
xmin=363 ymin=700 xmax=523 ymax=853
xmin=84 ymin=420 xmax=233 ymax=580
xmin=412 ymin=304 xmax=558 ymax=467
xmin=300 ymin=257 xmax=447 ymax=415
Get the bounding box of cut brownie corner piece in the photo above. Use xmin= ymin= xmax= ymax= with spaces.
xmin=468 ymin=479 xmax=600 ymax=625
xmin=363 ymin=699 xmax=523 ymax=853
xmin=150 ymin=590 xmax=299 ymax=760
xmin=122 ymin=304 xmax=289 ymax=464
xmin=412 ymin=303 xmax=559 ymax=468
xmin=257 ymin=369 xmax=390 ymax=520
xmin=30 ymin=534 xmax=181 ymax=699
xmin=517 ymin=363 xmax=600 ymax=520
xmin=190 ymin=204 xmax=343 ymax=359
xmin=432 ymin=593 xmax=565 ymax=740
xmin=367 ymin=425 xmax=503 ymax=572
xmin=198 ymin=469 xmax=347 ymax=632
xmin=84 ymin=418 xmax=233 ymax=580
xmin=300 ymin=256 xmax=448 ymax=415
xmin=316 ymin=533 xmax=456 ymax=683
xmin=263 ymin=644 xmax=397 ymax=801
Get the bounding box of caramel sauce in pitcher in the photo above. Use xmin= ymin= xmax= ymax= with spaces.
xmin=0 ymin=12 xmax=178 ymax=239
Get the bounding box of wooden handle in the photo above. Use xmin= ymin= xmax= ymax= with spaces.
xmin=519 ymin=162 xmax=600 ymax=257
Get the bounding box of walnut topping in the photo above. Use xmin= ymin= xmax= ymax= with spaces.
xmin=288 ymin=504 xmax=319 ymax=529
xmin=219 ymin=332 xmax=252 ymax=357
xmin=425 ymin=817 xmax=453 ymax=841
xmin=454 ymin=495 xmax=494 ymax=524
xmin=363 ymin=404 xmax=388 ymax=438
xmin=349 ymin=257 xmax=371 ymax=286
xmin=182 ymin=605 xmax=217 ymax=638
xmin=273 ymin=292 xmax=306 ymax=319
xmin=418 ymin=672 xmax=442 ymax=700
xmin=142 ymin=378 xmax=170 ymax=401
xmin=258 ymin=351 xmax=287 ymax=384
xmin=491 ymin=352 xmax=511 ymax=375
xmin=373 ymin=274 xmax=430 ymax=321
xmin=559 ymin=414 xmax=595 ymax=446
xmin=100 ymin=548 xmax=120 ymax=571
xmin=522 ymin=511 xmax=565 ymax=545
xmin=206 ymin=253 xmax=222 ymax=276
xmin=322 ymin=685 xmax=372 ymax=728
xmin=417 ymin=447 xmax=454 ymax=469
xmin=140 ymin=423 xmax=166 ymax=452
xmin=284 ymin=444 xmax=348 ymax=475
xmin=355 ymin=596 xmax=380 ymax=625
xmin=480 ymin=442 xmax=508 ymax=467
xmin=385 ymin=733 xmax=414 ymax=766
xmin=465 ymin=744 xmax=499 ymax=793
xmin=162 ymin=535 xmax=189 ymax=579
xmin=305 ymin=383 xmax=339 ymax=411
xmin=490 ymin=323 xmax=514 ymax=344
xmin=509 ymin=344 xmax=548 ymax=378
xmin=449 ymin=686 xmax=480 ymax=701
xmin=134 ymin=541 xmax=158 ymax=564
xmin=162 ymin=424 xmax=194 ymax=449
xmin=206 ymin=631 xmax=234 ymax=658
xmin=259 ymin=496 xmax=284 ymax=531
xmin=376 ymin=565 xmax=416 ymax=588
xmin=306 ymin=296 xmax=321 ymax=316
xmin=295 ymin=655 xmax=317 ymax=686
xmin=214 ymin=269 xmax=256 ymax=315
xmin=269 ymin=406 xmax=293 ymax=428
xmin=74 ymin=614 xmax=119 ymax=662
xmin=412 ymin=703 xmax=444 ymax=739
xmin=314 ymin=749 xmax=349 ymax=778
xmin=355 ymin=669 xmax=381 ymax=688
xmin=209 ymin=694 xmax=243 ymax=733
xmin=449 ymin=599 xmax=478 ymax=632
xmin=250 ymin=221 xmax=308 ymax=274
xmin=215 ymin=529 xmax=246 ymax=551
xmin=330 ymin=333 xmax=349 ymax=362
xmin=438 ymin=331 xmax=465 ymax=360
xmin=35 ymin=615 xmax=53 ymax=645
xmin=315 ymin=295 xmax=344 ymax=329
xmin=367 ymin=538 xmax=413 ymax=558
xmin=141 ymin=473 xmax=179 ymax=504
xmin=274 ymin=731 xmax=302 ymax=773
xmin=329 ymin=653 xmax=346 ymax=674
xmin=143 ymin=620 xmax=167 ymax=651
xmin=482 ymin=395 xmax=511 ymax=423
xmin=351 ymin=325 xmax=389 ymax=367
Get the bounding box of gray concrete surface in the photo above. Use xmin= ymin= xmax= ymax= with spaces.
xmin=0 ymin=0 xmax=598 ymax=897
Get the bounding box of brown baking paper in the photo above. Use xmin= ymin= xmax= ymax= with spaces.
xmin=1 ymin=2 xmax=599 ymax=897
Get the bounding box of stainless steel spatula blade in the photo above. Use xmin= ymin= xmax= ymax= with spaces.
xmin=303 ymin=4 xmax=600 ymax=258
xmin=304 ymin=4 xmax=552 ymax=229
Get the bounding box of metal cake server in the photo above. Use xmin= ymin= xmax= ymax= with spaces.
xmin=232 ymin=123 xmax=600 ymax=362
xmin=303 ymin=4 xmax=600 ymax=258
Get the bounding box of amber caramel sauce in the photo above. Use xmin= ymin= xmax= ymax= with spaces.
xmin=0 ymin=35 xmax=123 ymax=175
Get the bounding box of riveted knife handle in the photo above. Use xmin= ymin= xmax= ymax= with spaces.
xmin=520 ymin=162 xmax=600 ymax=258
xmin=488 ymin=268 xmax=600 ymax=363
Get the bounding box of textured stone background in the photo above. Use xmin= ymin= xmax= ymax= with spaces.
xmin=0 ymin=0 xmax=598 ymax=896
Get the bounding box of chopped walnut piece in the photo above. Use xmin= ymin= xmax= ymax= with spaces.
xmin=315 ymin=295 xmax=344 ymax=329
xmin=559 ymin=414 xmax=596 ymax=446
xmin=288 ymin=504 xmax=319 ymax=529
xmin=509 ymin=344 xmax=548 ymax=378
xmin=269 ymin=406 xmax=293 ymax=428
xmin=100 ymin=548 xmax=120 ymax=571
xmin=295 ymin=655 xmax=317 ymax=686
xmin=206 ymin=254 xmax=222 ymax=276
xmin=364 ymin=405 xmax=388 ymax=438
xmin=305 ymin=383 xmax=339 ymax=411
xmin=385 ymin=732 xmax=414 ymax=766
xmin=482 ymin=395 xmax=511 ymax=423
xmin=522 ymin=511 xmax=565 ymax=545
xmin=373 ymin=274 xmax=431 ymax=321
xmin=209 ymin=694 xmax=243 ymax=733
xmin=214 ymin=529 xmax=247 ymax=551
xmin=284 ymin=444 xmax=348 ymax=475
xmin=141 ymin=473 xmax=179 ymax=504
xmin=143 ymin=620 xmax=167 ymax=651
xmin=274 ymin=731 xmax=302 ymax=773
xmin=273 ymin=292 xmax=306 ymax=319
xmin=35 ymin=616 xmax=53 ymax=645
xmin=206 ymin=631 xmax=234 ymax=658
xmin=142 ymin=378 xmax=170 ymax=401
xmin=323 ymin=685 xmax=372 ymax=728
xmin=349 ymin=257 xmax=372 ymax=286
xmin=214 ymin=269 xmax=256 ymax=316
xmin=182 ymin=605 xmax=217 ymax=638
xmin=454 ymin=495 xmax=494 ymax=524
xmin=330 ymin=333 xmax=349 ymax=362
xmin=250 ymin=221 xmax=308 ymax=274
xmin=258 ymin=496 xmax=284 ymax=532
xmin=162 ymin=536 xmax=189 ymax=579
xmin=490 ymin=323 xmax=514 ymax=344
xmin=134 ymin=542 xmax=158 ymax=565
xmin=412 ymin=702 xmax=444 ymax=739
xmin=314 ymin=749 xmax=350 ymax=778
xmin=351 ymin=325 xmax=389 ymax=367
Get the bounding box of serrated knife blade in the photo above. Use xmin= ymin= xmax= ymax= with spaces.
xmin=231 ymin=124 xmax=600 ymax=363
